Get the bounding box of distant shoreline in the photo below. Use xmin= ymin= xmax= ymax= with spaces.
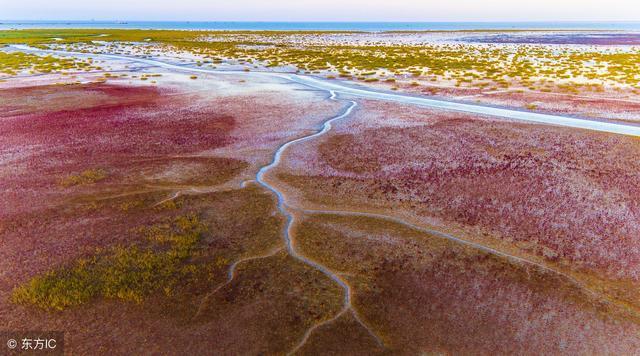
xmin=1 ymin=21 xmax=640 ymax=32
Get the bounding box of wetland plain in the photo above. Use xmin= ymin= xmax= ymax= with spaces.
xmin=2 ymin=28 xmax=640 ymax=354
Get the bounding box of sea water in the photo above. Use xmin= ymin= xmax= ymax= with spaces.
xmin=1 ymin=21 xmax=640 ymax=31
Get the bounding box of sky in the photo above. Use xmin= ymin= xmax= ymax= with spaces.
xmin=2 ymin=0 xmax=640 ymax=22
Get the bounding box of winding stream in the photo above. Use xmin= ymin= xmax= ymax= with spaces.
xmin=254 ymin=93 xmax=385 ymax=353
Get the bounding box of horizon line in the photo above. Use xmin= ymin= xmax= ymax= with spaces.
xmin=3 ymin=20 xmax=640 ymax=23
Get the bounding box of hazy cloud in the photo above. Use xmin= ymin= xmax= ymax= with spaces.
xmin=3 ymin=0 xmax=639 ymax=21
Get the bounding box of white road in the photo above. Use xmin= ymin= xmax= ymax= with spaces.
xmin=9 ymin=44 xmax=640 ymax=137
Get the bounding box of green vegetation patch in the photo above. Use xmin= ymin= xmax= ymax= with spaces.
xmin=0 ymin=51 xmax=97 ymax=76
xmin=60 ymin=168 xmax=107 ymax=187
xmin=12 ymin=215 xmax=207 ymax=310
xmin=4 ymin=29 xmax=640 ymax=89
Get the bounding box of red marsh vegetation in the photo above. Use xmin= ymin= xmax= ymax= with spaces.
xmin=0 ymin=79 xmax=349 ymax=353
xmin=294 ymin=214 xmax=640 ymax=354
xmin=272 ymin=100 xmax=640 ymax=307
